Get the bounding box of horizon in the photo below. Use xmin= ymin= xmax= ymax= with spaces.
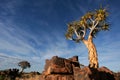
xmin=0 ymin=0 xmax=120 ymax=72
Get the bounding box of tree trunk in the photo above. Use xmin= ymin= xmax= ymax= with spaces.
xmin=82 ymin=35 xmax=99 ymax=68
xmin=20 ymin=68 xmax=24 ymax=73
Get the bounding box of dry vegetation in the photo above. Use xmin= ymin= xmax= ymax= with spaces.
xmin=0 ymin=69 xmax=40 ymax=80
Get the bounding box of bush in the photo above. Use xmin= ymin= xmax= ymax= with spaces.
xmin=0 ymin=75 xmax=5 ymax=80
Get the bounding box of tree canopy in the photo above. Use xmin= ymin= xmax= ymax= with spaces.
xmin=18 ymin=61 xmax=31 ymax=73
xmin=65 ymin=7 xmax=109 ymax=42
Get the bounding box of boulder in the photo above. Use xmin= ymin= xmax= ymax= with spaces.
xmin=43 ymin=56 xmax=80 ymax=75
xmin=74 ymin=66 xmax=115 ymax=80
xmin=41 ymin=56 xmax=116 ymax=80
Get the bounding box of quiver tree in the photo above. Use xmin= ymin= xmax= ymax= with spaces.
xmin=65 ymin=8 xmax=109 ymax=68
xmin=18 ymin=61 xmax=31 ymax=73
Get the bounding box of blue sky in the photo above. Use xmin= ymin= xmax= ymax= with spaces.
xmin=0 ymin=0 xmax=120 ymax=72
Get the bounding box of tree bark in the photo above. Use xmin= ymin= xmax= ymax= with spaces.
xmin=82 ymin=35 xmax=99 ymax=68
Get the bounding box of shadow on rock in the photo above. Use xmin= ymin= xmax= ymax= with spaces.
xmin=89 ymin=67 xmax=115 ymax=80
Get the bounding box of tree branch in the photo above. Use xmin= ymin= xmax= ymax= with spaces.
xmin=89 ymin=18 xmax=94 ymax=22
xmin=72 ymin=27 xmax=81 ymax=39
xmin=89 ymin=20 xmax=99 ymax=36
xmin=82 ymin=24 xmax=86 ymax=38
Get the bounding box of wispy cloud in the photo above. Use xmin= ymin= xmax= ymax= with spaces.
xmin=0 ymin=18 xmax=88 ymax=71
xmin=94 ymin=33 xmax=120 ymax=72
xmin=0 ymin=17 xmax=119 ymax=72
xmin=0 ymin=23 xmax=37 ymax=55
xmin=0 ymin=0 xmax=119 ymax=72
xmin=0 ymin=0 xmax=22 ymax=20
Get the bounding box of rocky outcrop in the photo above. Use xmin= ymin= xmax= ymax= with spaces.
xmin=114 ymin=72 xmax=120 ymax=80
xmin=74 ymin=66 xmax=115 ymax=80
xmin=1 ymin=56 xmax=117 ymax=80
xmin=43 ymin=56 xmax=80 ymax=75
xmin=39 ymin=56 xmax=115 ymax=80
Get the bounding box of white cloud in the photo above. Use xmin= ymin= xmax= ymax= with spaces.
xmin=0 ymin=23 xmax=37 ymax=55
xmin=0 ymin=0 xmax=119 ymax=72
xmin=0 ymin=14 xmax=119 ymax=72
xmin=95 ymin=34 xmax=120 ymax=72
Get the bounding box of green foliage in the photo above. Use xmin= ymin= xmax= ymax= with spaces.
xmin=0 ymin=75 xmax=5 ymax=80
xmin=65 ymin=24 xmax=74 ymax=39
xmin=65 ymin=7 xmax=109 ymax=40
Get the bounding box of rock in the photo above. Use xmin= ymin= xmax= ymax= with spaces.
xmin=114 ymin=72 xmax=120 ymax=80
xmin=43 ymin=56 xmax=80 ymax=75
xmin=73 ymin=66 xmax=115 ymax=80
xmin=98 ymin=67 xmax=115 ymax=80
xmin=41 ymin=56 xmax=116 ymax=80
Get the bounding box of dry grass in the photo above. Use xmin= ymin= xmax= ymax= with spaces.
xmin=16 ymin=75 xmax=40 ymax=80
